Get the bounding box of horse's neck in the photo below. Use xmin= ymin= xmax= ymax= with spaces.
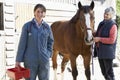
xmin=75 ymin=23 xmax=83 ymax=37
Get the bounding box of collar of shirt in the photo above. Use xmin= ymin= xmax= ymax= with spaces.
xmin=34 ymin=18 xmax=44 ymax=28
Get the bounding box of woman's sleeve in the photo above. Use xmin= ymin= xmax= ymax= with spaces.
xmin=47 ymin=27 xmax=54 ymax=57
xmin=100 ymin=24 xmax=117 ymax=44
xmin=16 ymin=24 xmax=28 ymax=62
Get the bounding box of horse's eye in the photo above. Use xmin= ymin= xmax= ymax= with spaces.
xmin=80 ymin=17 xmax=82 ymax=20
xmin=79 ymin=17 xmax=82 ymax=20
xmin=80 ymin=16 xmax=84 ymax=20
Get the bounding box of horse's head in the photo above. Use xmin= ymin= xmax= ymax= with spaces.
xmin=77 ymin=1 xmax=95 ymax=45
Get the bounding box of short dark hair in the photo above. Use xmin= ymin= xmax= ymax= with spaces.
xmin=34 ymin=4 xmax=46 ymax=12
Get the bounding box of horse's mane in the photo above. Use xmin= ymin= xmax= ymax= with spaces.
xmin=70 ymin=9 xmax=80 ymax=23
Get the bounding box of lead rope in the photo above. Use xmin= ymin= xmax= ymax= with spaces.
xmin=91 ymin=42 xmax=95 ymax=75
xmin=91 ymin=0 xmax=95 ymax=78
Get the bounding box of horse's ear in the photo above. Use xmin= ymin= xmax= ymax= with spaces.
xmin=90 ymin=1 xmax=94 ymax=10
xmin=78 ymin=1 xmax=82 ymax=9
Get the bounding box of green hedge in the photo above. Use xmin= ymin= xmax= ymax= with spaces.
xmin=116 ymin=15 xmax=120 ymax=48
xmin=116 ymin=15 xmax=120 ymax=27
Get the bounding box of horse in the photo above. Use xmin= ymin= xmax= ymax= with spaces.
xmin=51 ymin=1 xmax=95 ymax=80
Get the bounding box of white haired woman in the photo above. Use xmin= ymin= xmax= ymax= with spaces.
xmin=94 ymin=7 xmax=118 ymax=80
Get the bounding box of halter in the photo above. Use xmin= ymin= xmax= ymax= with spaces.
xmin=84 ymin=29 xmax=93 ymax=45
xmin=79 ymin=16 xmax=94 ymax=45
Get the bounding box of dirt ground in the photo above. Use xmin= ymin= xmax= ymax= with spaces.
xmin=49 ymin=55 xmax=120 ymax=80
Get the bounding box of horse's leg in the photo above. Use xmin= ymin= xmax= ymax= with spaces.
xmin=61 ymin=54 xmax=69 ymax=72
xmin=83 ymin=54 xmax=91 ymax=80
xmin=61 ymin=54 xmax=69 ymax=80
xmin=70 ymin=54 xmax=78 ymax=80
xmin=52 ymin=49 xmax=59 ymax=80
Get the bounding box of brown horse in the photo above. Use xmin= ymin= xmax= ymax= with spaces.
xmin=51 ymin=1 xmax=95 ymax=80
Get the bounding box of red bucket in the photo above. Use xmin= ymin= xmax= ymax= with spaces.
xmin=7 ymin=67 xmax=30 ymax=80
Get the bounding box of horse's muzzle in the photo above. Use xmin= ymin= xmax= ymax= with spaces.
xmin=84 ymin=37 xmax=93 ymax=45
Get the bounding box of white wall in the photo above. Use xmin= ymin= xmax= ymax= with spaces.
xmin=0 ymin=31 xmax=5 ymax=80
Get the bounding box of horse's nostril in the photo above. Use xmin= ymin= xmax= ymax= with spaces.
xmin=88 ymin=36 xmax=93 ymax=42
xmin=85 ymin=37 xmax=90 ymax=42
xmin=84 ymin=37 xmax=93 ymax=45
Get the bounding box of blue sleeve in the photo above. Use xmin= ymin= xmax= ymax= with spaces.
xmin=16 ymin=23 xmax=28 ymax=62
xmin=47 ymin=27 xmax=54 ymax=58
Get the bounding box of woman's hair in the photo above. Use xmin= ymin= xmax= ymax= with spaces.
xmin=34 ymin=4 xmax=46 ymax=12
xmin=104 ymin=7 xmax=115 ymax=16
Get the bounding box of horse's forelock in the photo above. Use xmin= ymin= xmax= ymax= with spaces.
xmin=83 ymin=6 xmax=91 ymax=13
xmin=70 ymin=2 xmax=94 ymax=23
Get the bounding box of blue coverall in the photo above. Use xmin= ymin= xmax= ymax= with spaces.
xmin=16 ymin=18 xmax=54 ymax=80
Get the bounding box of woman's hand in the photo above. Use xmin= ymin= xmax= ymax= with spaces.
xmin=15 ymin=62 xmax=21 ymax=70
xmin=15 ymin=62 xmax=20 ymax=67
xmin=92 ymin=30 xmax=96 ymax=37
xmin=93 ymin=37 xmax=100 ymax=42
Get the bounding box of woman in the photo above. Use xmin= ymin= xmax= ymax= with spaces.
xmin=94 ymin=7 xmax=118 ymax=80
xmin=15 ymin=4 xmax=54 ymax=80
